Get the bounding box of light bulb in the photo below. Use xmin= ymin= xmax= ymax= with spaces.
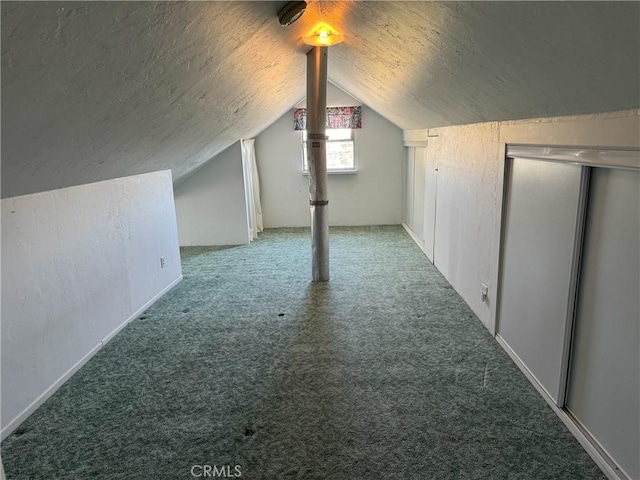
xmin=302 ymin=22 xmax=344 ymax=46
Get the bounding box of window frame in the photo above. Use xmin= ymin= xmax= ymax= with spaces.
xmin=301 ymin=128 xmax=357 ymax=175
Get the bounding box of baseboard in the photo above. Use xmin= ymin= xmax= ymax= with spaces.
xmin=0 ymin=275 xmax=183 ymax=441
xmin=402 ymin=223 xmax=427 ymax=253
xmin=495 ymin=334 xmax=628 ymax=480
xmin=0 ymin=342 xmax=102 ymax=442
xmin=101 ymin=275 xmax=183 ymax=346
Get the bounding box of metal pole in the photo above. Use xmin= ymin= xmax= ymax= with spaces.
xmin=306 ymin=46 xmax=329 ymax=282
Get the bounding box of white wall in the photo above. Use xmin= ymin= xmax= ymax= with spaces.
xmin=174 ymin=142 xmax=249 ymax=246
xmin=1 ymin=171 xmax=182 ymax=438
xmin=429 ymin=122 xmax=503 ymax=331
xmin=255 ymin=83 xmax=403 ymax=227
xmin=404 ymin=110 xmax=640 ymax=334
xmin=402 ymin=110 xmax=640 ymax=480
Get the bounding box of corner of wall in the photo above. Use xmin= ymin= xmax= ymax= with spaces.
xmin=174 ymin=142 xmax=250 ymax=246
xmin=1 ymin=171 xmax=182 ymax=437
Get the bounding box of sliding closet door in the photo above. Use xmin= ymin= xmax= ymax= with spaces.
xmin=566 ymin=168 xmax=640 ymax=480
xmin=422 ymin=141 xmax=437 ymax=262
xmin=403 ymin=148 xmax=415 ymax=230
xmin=403 ymin=146 xmax=428 ymax=246
xmin=412 ymin=146 xmax=426 ymax=245
xmin=497 ymin=158 xmax=585 ymax=403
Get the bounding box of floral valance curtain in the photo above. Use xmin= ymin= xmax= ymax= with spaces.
xmin=294 ymin=106 xmax=362 ymax=130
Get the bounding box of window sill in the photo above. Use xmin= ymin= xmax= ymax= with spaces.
xmin=302 ymin=169 xmax=358 ymax=176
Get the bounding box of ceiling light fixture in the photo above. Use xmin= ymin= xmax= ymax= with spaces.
xmin=278 ymin=1 xmax=307 ymax=26
xmin=302 ymin=22 xmax=343 ymax=46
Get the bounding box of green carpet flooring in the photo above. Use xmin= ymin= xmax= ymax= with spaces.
xmin=2 ymin=226 xmax=604 ymax=479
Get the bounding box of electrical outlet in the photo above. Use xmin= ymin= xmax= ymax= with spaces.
xmin=481 ymin=283 xmax=488 ymax=303
xmin=160 ymin=256 xmax=165 ymax=269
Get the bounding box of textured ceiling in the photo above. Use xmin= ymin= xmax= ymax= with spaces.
xmin=2 ymin=1 xmax=639 ymax=198
xmin=329 ymin=1 xmax=640 ymax=129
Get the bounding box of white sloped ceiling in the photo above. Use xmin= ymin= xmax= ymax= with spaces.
xmin=2 ymin=1 xmax=638 ymax=198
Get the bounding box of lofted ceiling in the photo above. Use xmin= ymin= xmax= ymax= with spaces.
xmin=2 ymin=1 xmax=638 ymax=198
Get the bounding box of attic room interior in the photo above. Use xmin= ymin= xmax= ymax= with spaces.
xmin=1 ymin=1 xmax=639 ymax=479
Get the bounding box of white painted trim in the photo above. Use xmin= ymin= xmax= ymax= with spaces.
xmin=499 ymin=113 xmax=640 ymax=150
xmin=101 ymin=275 xmax=183 ymax=346
xmin=404 ymin=141 xmax=428 ymax=148
xmin=0 ymin=275 xmax=183 ymax=441
xmin=506 ymin=146 xmax=639 ymax=171
xmin=496 ymin=333 xmax=555 ymax=401
xmin=403 ymin=129 xmax=428 ymax=147
xmin=301 ymin=169 xmax=358 ymax=176
xmin=488 ymin=142 xmax=508 ymax=337
xmin=0 ymin=344 xmax=101 ymax=442
xmin=493 ymin=155 xmax=511 ymax=339
xmin=495 ymin=334 xmax=629 ymax=480
xmin=402 ymin=222 xmax=434 ymax=264
xmin=556 ymin=168 xmax=591 ymax=409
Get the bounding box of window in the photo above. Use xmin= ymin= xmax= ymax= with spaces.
xmin=302 ymin=128 xmax=356 ymax=173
